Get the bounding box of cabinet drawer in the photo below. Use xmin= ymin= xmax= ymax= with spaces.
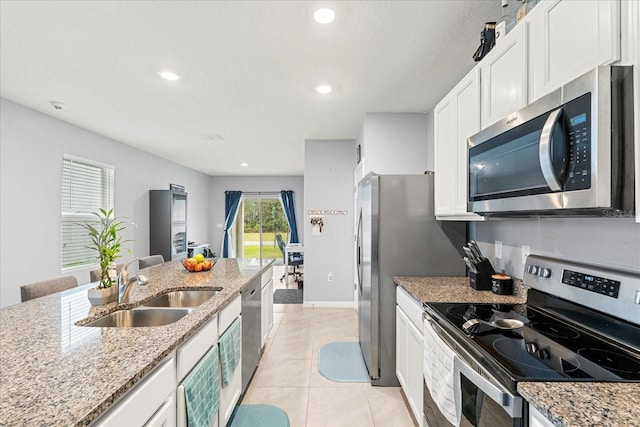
xmin=396 ymin=287 xmax=424 ymax=332
xmin=219 ymin=295 xmax=241 ymax=333
xmin=95 ymin=357 xmax=176 ymax=427
xmin=177 ymin=315 xmax=218 ymax=382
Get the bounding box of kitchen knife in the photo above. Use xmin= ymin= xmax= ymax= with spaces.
xmin=469 ymin=240 xmax=484 ymax=261
xmin=463 ymin=247 xmax=478 ymax=264
xmin=463 ymin=256 xmax=477 ymax=273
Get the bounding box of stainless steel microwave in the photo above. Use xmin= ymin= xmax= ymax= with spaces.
xmin=467 ymin=66 xmax=634 ymax=216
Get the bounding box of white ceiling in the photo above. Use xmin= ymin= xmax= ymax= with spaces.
xmin=1 ymin=0 xmax=500 ymax=176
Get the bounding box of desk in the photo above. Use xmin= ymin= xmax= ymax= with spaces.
xmin=284 ymin=244 xmax=304 ymax=280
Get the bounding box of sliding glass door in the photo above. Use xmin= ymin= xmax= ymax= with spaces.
xmin=240 ymin=197 xmax=289 ymax=263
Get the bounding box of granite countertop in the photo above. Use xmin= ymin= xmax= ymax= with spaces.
xmin=394 ymin=275 xmax=640 ymax=427
xmin=0 ymin=258 xmax=273 ymax=427
xmin=393 ymin=276 xmax=527 ymax=305
xmin=519 ymin=382 xmax=640 ymax=427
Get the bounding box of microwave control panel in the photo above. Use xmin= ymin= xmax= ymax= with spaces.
xmin=564 ymin=93 xmax=592 ymax=191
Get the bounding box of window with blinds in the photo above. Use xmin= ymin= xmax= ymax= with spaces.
xmin=61 ymin=156 xmax=114 ymax=269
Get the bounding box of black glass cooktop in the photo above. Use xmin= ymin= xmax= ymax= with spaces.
xmin=425 ymin=291 xmax=640 ymax=388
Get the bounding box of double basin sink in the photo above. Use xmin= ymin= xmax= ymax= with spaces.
xmin=84 ymin=289 xmax=222 ymax=328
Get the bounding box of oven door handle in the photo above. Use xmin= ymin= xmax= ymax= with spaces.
xmin=453 ymin=356 xmax=523 ymax=419
xmin=539 ymin=107 xmax=563 ymax=192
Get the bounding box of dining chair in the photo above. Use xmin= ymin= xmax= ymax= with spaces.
xmin=139 ymin=255 xmax=165 ymax=269
xmin=89 ymin=264 xmax=124 ymax=283
xmin=20 ymin=275 xmax=78 ymax=302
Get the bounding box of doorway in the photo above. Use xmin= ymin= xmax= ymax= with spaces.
xmin=237 ymin=197 xmax=290 ymax=263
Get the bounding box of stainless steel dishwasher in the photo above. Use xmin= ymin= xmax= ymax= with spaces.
xmin=241 ymin=275 xmax=262 ymax=392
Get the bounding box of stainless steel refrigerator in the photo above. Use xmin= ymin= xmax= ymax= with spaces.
xmin=356 ymin=172 xmax=465 ymax=386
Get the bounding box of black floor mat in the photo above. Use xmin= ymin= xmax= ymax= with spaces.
xmin=273 ymin=289 xmax=303 ymax=304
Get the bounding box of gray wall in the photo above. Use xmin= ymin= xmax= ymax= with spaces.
xmin=304 ymin=139 xmax=355 ymax=306
xmin=471 ymin=217 xmax=640 ymax=280
xmin=207 ymin=176 xmax=304 ymax=256
xmin=0 ymin=98 xmax=212 ymax=307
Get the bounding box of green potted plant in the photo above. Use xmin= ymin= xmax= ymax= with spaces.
xmin=81 ymin=208 xmax=133 ymax=305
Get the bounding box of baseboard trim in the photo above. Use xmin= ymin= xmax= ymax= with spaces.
xmin=302 ymin=300 xmax=356 ymax=309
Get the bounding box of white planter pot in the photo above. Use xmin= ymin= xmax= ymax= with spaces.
xmin=87 ymin=286 xmax=117 ymax=305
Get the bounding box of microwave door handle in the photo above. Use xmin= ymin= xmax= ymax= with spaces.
xmin=539 ymin=108 xmax=563 ymax=191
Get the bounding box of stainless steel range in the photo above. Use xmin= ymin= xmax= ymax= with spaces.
xmin=422 ymin=255 xmax=640 ymax=426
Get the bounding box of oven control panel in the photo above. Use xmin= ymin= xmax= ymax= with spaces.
xmin=523 ymin=254 xmax=640 ymax=326
xmin=561 ymin=269 xmax=620 ymax=298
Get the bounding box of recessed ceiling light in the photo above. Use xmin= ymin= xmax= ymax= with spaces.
xmin=314 ymin=7 xmax=335 ymax=24
xmin=315 ymin=84 xmax=333 ymax=94
xmin=159 ymin=71 xmax=181 ymax=81
xmin=240 ymin=162 xmax=249 ymax=167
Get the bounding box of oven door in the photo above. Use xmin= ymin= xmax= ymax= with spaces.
xmin=454 ymin=357 xmax=525 ymax=427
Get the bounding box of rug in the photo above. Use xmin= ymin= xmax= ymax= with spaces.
xmin=228 ymin=404 xmax=290 ymax=427
xmin=317 ymin=341 xmax=370 ymax=383
xmin=273 ymin=289 xmax=303 ymax=304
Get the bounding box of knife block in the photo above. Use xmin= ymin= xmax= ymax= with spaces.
xmin=469 ymin=259 xmax=496 ymax=290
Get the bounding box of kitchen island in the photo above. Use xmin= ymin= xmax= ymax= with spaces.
xmin=395 ymin=276 xmax=640 ymax=427
xmin=0 ymin=258 xmax=273 ymax=426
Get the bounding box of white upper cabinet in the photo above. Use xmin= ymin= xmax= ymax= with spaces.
xmin=434 ymin=95 xmax=457 ymax=217
xmin=434 ymin=67 xmax=484 ymax=220
xmin=355 ymin=113 xmax=429 ymax=182
xmin=621 ymin=0 xmax=640 ymax=223
xmin=528 ymin=0 xmax=620 ymax=102
xmin=480 ymin=22 xmax=528 ymax=128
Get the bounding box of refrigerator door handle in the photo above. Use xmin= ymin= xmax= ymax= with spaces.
xmin=356 ymin=210 xmax=363 ymax=295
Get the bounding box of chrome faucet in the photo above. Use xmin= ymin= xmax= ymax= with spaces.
xmin=117 ymin=257 xmax=141 ymax=304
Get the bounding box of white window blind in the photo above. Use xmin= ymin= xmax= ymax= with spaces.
xmin=61 ymin=156 xmax=114 ymax=269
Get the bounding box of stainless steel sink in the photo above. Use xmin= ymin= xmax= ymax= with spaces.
xmin=84 ymin=308 xmax=192 ymax=327
xmin=142 ymin=289 xmax=222 ymax=308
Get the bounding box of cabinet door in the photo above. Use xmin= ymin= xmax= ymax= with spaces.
xmin=434 ymin=67 xmax=484 ymax=220
xmin=434 ymin=97 xmax=457 ymax=217
xmin=407 ymin=318 xmax=424 ymax=427
xmin=454 ymin=68 xmax=481 ymax=215
xmin=144 ymin=396 xmax=176 ymax=427
xmin=528 ymin=0 xmax=620 ymax=101
xmin=261 ymin=278 xmax=274 ymax=347
xmin=395 ymin=306 xmax=409 ymax=390
xmin=95 ymin=358 xmax=176 ymax=427
xmin=481 ymin=22 xmax=528 ymax=128
xmin=529 ymin=404 xmax=554 ymax=427
xmin=624 ymin=0 xmax=640 ymax=223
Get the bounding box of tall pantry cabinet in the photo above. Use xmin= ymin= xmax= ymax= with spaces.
xmin=149 ymin=190 xmax=188 ymax=261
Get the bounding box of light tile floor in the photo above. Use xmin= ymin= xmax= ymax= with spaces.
xmin=241 ymin=266 xmax=416 ymax=426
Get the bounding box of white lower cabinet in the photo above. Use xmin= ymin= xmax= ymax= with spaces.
xmin=176 ymin=314 xmax=220 ymax=427
xmin=529 ymin=404 xmax=554 ymax=427
xmin=218 ymin=295 xmax=242 ymax=427
xmin=94 ymin=357 xmax=176 ymax=427
xmin=145 ymin=396 xmax=176 ymax=427
xmin=395 ymin=287 xmax=424 ymax=427
xmin=261 ymin=268 xmax=274 ymax=347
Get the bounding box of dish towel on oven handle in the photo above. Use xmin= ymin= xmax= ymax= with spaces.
xmin=423 ymin=318 xmax=459 ymax=426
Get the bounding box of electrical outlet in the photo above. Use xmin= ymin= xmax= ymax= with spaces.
xmin=328 ymin=272 xmax=333 ymax=282
xmin=495 ymin=241 xmax=503 ymax=259
xmin=522 ymin=245 xmax=531 ymax=264
xmin=216 ymin=223 xmax=223 ymax=229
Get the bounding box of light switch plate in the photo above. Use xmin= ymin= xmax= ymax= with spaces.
xmin=495 ymin=240 xmax=503 ymax=259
